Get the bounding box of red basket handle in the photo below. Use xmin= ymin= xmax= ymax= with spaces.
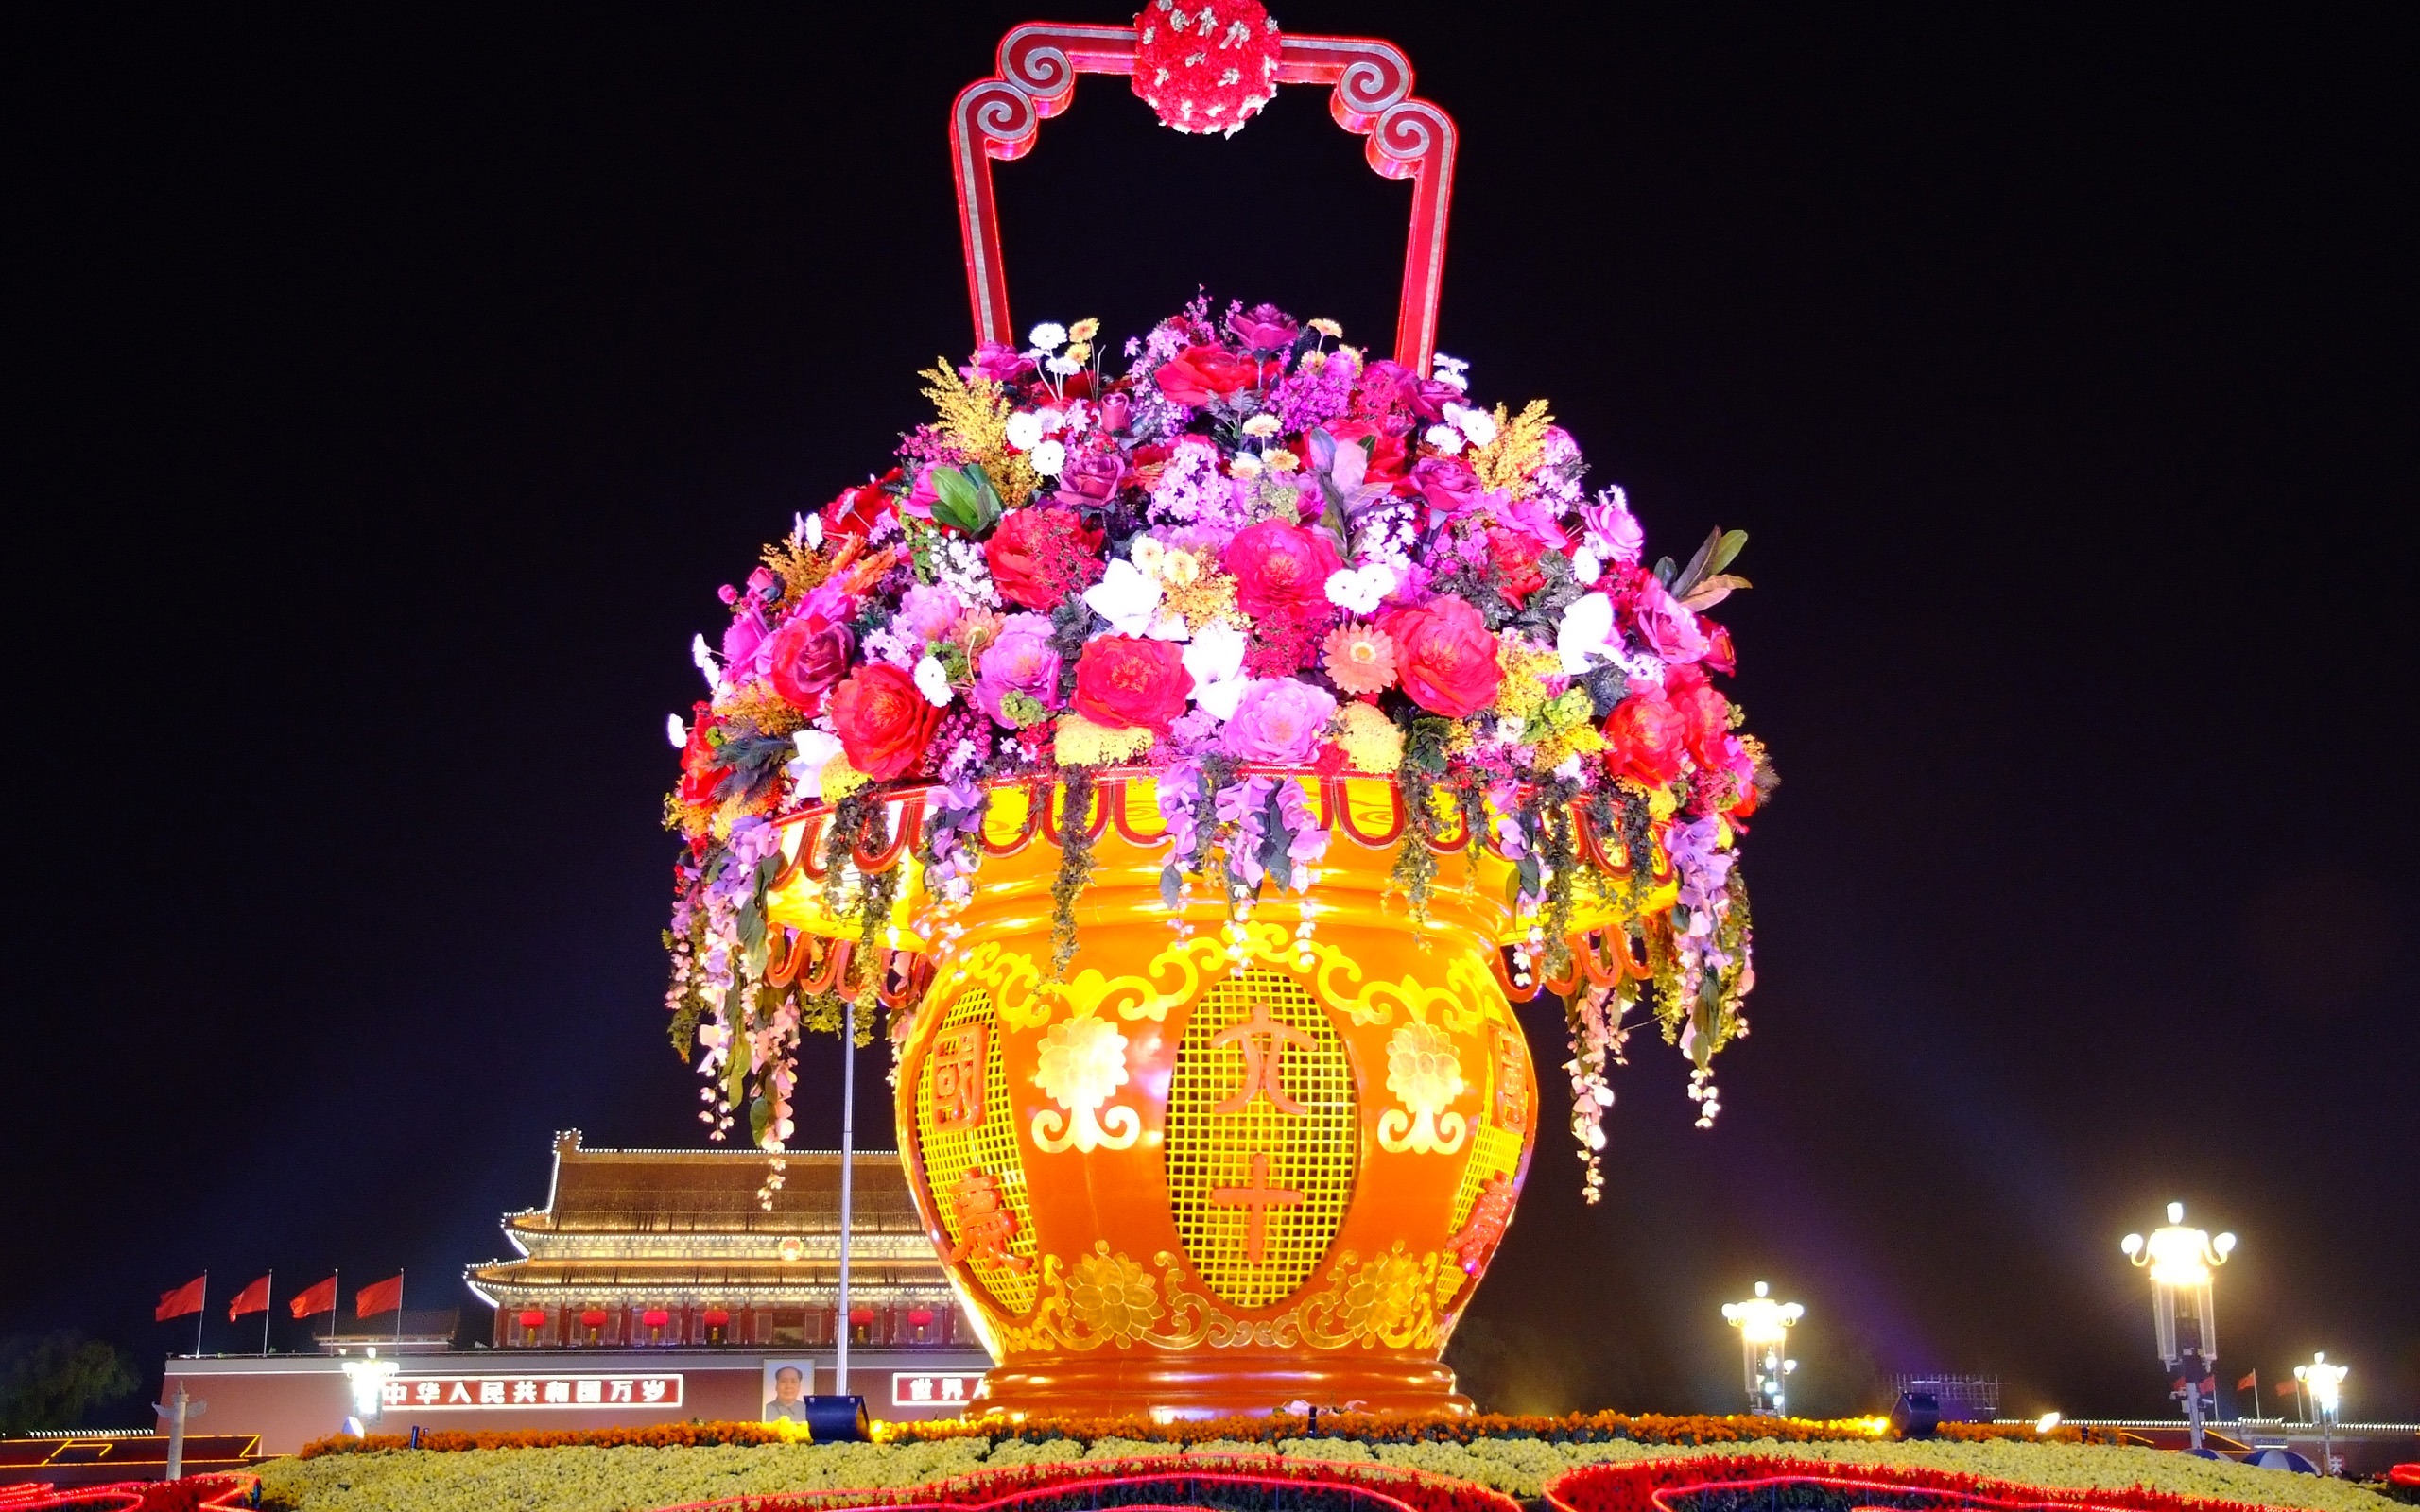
xmin=951 ymin=22 xmax=1458 ymax=372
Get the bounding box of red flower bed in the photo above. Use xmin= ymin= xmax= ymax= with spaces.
xmin=1543 ymin=1457 xmax=2273 ymax=1512
xmin=665 ymin=1457 xmax=1522 ymax=1512
xmin=0 ymin=1478 xmax=256 ymax=1512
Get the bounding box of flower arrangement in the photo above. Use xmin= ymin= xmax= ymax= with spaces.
xmin=664 ymin=299 xmax=1772 ymax=1179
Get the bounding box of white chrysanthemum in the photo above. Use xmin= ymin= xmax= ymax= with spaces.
xmin=1423 ymin=423 xmax=1463 ymax=455
xmin=913 ymin=654 xmax=954 ymax=707
xmin=1028 ymin=320 xmax=1067 ymax=349
xmin=1445 ymin=401 xmax=1498 ymax=447
xmin=1030 ymin=438 xmax=1066 ymax=475
xmin=665 ymin=713 xmax=687 ymax=749
xmin=1322 ymin=561 xmax=1396 ymax=614
xmin=1004 ymin=410 xmax=1044 ymax=451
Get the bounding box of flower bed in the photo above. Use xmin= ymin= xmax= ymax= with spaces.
xmin=1546 ymin=1451 xmax=2400 ymax=1512
xmin=252 ymin=1427 xmax=2397 ymax=1512
xmin=701 ymin=1455 xmax=1522 ymax=1512
xmin=291 ymin=1413 xmax=2104 ymax=1458
xmin=0 ymin=1478 xmax=257 ymax=1512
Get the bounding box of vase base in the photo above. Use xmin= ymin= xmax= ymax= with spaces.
xmin=968 ymin=1355 xmax=1472 ymax=1419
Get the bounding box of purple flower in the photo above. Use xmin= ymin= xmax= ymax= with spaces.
xmin=1226 ymin=301 xmax=1300 ymax=352
xmin=1581 ymin=486 xmax=1646 ymax=564
xmin=961 ymin=342 xmax=1031 ymax=383
xmin=1220 ymin=679 xmax=1339 ymax=765
xmin=973 ymin=612 xmax=1063 ymax=726
xmin=1630 ymin=579 xmax=1709 ymax=665
xmin=895 ymin=584 xmax=964 ymax=644
xmin=1053 ymin=444 xmax=1129 ymax=507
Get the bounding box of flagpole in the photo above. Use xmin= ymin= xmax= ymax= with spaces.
xmin=395 ymin=1271 xmax=405 ymax=1349
xmin=195 ymin=1272 xmax=207 ymax=1358
xmin=329 ymin=1268 xmax=339 ymax=1348
xmin=836 ymin=990 xmax=856 ymax=1400
xmin=263 ymin=1273 xmax=274 ymax=1357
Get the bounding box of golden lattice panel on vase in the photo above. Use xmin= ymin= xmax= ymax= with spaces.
xmin=1165 ymin=968 xmax=1357 ymax=1309
xmin=913 ymin=988 xmax=1039 ymax=1313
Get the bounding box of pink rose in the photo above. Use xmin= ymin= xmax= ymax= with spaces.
xmin=1630 ymin=579 xmax=1708 ymax=665
xmin=1225 ymin=302 xmax=1300 ymax=352
xmin=1580 ymin=489 xmax=1645 ymax=564
xmin=1411 ymin=455 xmax=1488 ymax=518
xmin=719 ymin=600 xmax=769 ymax=675
xmin=961 ymin=342 xmax=1031 ymax=383
xmin=1365 ymin=359 xmax=1460 ymax=421
xmin=1221 ymin=520 xmax=1343 ymax=620
xmin=764 ymin=608 xmax=856 ymax=714
xmin=973 ymin=613 xmax=1064 ymax=726
xmin=1221 ymin=679 xmax=1338 ymax=765
xmin=1053 ymin=444 xmax=1129 ymax=507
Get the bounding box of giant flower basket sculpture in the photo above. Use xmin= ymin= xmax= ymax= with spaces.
xmin=663 ymin=8 xmax=1772 ymax=1418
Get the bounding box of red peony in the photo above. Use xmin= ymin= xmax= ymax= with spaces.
xmin=823 ymin=469 xmax=900 ymax=541
xmin=1072 ymin=635 xmax=1194 ymax=734
xmin=828 ymin=662 xmax=941 ymax=781
xmin=1602 ymin=693 xmax=1687 ymax=786
xmin=1376 ymin=595 xmax=1504 ymax=718
xmin=1660 ymin=663 xmax=1732 ymax=761
xmin=1223 ymin=520 xmax=1344 ymax=619
xmin=676 ymin=703 xmax=722 ymax=807
xmin=1153 ymin=344 xmax=1268 ymax=406
xmin=1485 ymin=527 xmax=1547 ymax=608
xmin=984 ymin=506 xmax=1105 ymax=612
xmin=763 ymin=608 xmax=855 ymax=714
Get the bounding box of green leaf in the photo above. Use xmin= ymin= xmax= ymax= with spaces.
xmin=1709 ymin=528 xmax=1748 ymax=576
xmin=1653 ymin=556 xmax=1677 ymax=589
xmin=1669 ymin=527 xmax=1723 ymax=599
xmin=1677 ymin=573 xmax=1751 ymax=611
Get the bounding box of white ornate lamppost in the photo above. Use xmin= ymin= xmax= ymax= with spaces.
xmin=2294 ymin=1353 xmax=2347 ymax=1476
xmin=2120 ymin=1201 xmax=2235 ymax=1452
xmin=1722 ymin=1281 xmax=1803 ymax=1416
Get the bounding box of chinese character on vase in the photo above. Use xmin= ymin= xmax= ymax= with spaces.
xmin=945 ymin=1168 xmax=1031 ymax=1274
xmin=1210 ymin=1150 xmax=1304 ymax=1265
xmin=1210 ymin=1001 xmax=1314 ymax=1114
xmin=663 ymin=301 xmax=1772 ymax=1195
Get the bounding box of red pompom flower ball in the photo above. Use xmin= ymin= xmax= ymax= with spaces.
xmin=1132 ymin=0 xmax=1282 ymax=137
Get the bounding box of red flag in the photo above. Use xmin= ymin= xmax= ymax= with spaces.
xmin=154 ymin=1276 xmax=206 ymax=1322
xmin=354 ymin=1274 xmax=404 ymax=1318
xmin=2276 ymin=1378 xmax=2300 ymax=1395
xmin=228 ymin=1275 xmax=271 ymax=1321
xmin=288 ymin=1275 xmax=338 ymax=1319
xmin=2237 ymin=1369 xmax=2258 ymax=1391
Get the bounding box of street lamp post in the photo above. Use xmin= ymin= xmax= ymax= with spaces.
xmin=2120 ymin=1201 xmax=2235 ymax=1452
xmin=2294 ymin=1353 xmax=2347 ymax=1476
xmin=1721 ymin=1282 xmax=1803 ymax=1417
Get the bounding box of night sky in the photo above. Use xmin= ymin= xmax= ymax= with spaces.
xmin=12 ymin=5 xmax=2416 ymax=1423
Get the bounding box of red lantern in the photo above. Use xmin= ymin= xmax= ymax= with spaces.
xmin=908 ymin=1308 xmax=936 ymax=1327
xmin=641 ymin=1308 xmax=670 ymax=1328
xmin=849 ymin=1306 xmax=876 ymax=1326
xmin=579 ymin=1307 xmax=609 ymax=1340
xmin=517 ymin=1309 xmax=545 ymax=1329
xmin=701 ymin=1307 xmax=730 ymax=1326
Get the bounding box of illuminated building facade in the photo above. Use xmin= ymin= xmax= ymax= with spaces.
xmin=467 ymin=1131 xmax=978 ymax=1352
